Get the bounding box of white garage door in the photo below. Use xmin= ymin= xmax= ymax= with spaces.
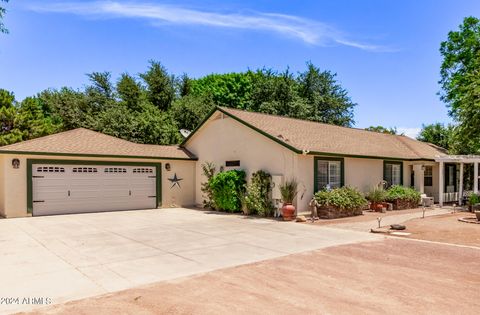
xmin=32 ymin=164 xmax=158 ymax=216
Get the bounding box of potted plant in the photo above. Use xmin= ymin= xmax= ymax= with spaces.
xmin=366 ymin=187 xmax=387 ymax=212
xmin=467 ymin=193 xmax=480 ymax=220
xmin=279 ymin=178 xmax=298 ymax=221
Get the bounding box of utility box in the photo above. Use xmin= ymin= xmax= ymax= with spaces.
xmin=271 ymin=175 xmax=283 ymax=200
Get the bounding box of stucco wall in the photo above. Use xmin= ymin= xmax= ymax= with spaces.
xmin=0 ymin=154 xmax=196 ymax=218
xmin=344 ymin=158 xmax=384 ymax=193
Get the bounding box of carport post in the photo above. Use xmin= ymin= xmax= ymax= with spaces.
xmin=475 ymin=162 xmax=479 ymax=194
xmin=438 ymin=161 xmax=444 ymax=207
xmin=459 ymin=162 xmax=464 ymax=205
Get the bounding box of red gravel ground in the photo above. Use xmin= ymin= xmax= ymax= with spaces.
xmin=23 ymin=238 xmax=480 ymax=315
xmin=393 ymin=212 xmax=480 ymax=247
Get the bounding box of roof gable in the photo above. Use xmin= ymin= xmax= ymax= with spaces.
xmin=0 ymin=128 xmax=196 ymax=160
xmin=182 ymin=107 xmax=446 ymax=160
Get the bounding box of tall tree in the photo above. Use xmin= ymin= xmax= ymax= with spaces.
xmin=116 ymin=73 xmax=143 ymax=111
xmin=439 ymin=16 xmax=480 ymax=153
xmin=140 ymin=61 xmax=175 ymax=111
xmin=297 ymin=62 xmax=355 ymax=127
xmin=0 ymin=0 xmax=9 ymax=34
xmin=417 ymin=123 xmax=453 ymax=151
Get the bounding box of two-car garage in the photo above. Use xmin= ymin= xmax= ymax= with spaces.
xmin=0 ymin=128 xmax=197 ymax=218
xmin=30 ymin=163 xmax=160 ymax=216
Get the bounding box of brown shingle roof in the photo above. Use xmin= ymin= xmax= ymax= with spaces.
xmin=213 ymin=107 xmax=446 ymax=160
xmin=0 ymin=128 xmax=196 ymax=160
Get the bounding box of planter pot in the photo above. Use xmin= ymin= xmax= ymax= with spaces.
xmin=316 ymin=205 xmax=363 ymax=219
xmin=390 ymin=199 xmax=418 ymax=210
xmin=282 ymin=203 xmax=296 ymax=221
xmin=475 ymin=211 xmax=480 ymax=221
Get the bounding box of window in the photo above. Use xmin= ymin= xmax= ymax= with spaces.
xmin=73 ymin=167 xmax=98 ymax=173
xmin=424 ymin=166 xmax=433 ymax=187
xmin=315 ymin=158 xmax=343 ymax=191
xmin=133 ymin=168 xmax=153 ymax=173
xmin=104 ymin=167 xmax=127 ymax=173
xmin=37 ymin=166 xmax=65 ymax=173
xmin=225 ymin=160 xmax=240 ymax=167
xmin=384 ymin=162 xmax=402 ymax=187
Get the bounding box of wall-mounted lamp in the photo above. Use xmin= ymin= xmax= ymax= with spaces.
xmin=12 ymin=158 xmax=20 ymax=169
xmin=165 ymin=163 xmax=171 ymax=171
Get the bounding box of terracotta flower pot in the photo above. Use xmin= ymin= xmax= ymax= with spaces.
xmin=282 ymin=203 xmax=296 ymax=221
xmin=475 ymin=211 xmax=480 ymax=221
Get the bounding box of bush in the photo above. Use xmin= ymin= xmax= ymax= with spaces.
xmin=244 ymin=170 xmax=275 ymax=217
xmin=366 ymin=187 xmax=386 ymax=203
xmin=385 ymin=185 xmax=421 ymax=203
xmin=209 ymin=170 xmax=246 ymax=212
xmin=200 ymin=162 xmax=216 ymax=209
xmin=314 ymin=187 xmax=368 ymax=210
xmin=468 ymin=193 xmax=480 ymax=206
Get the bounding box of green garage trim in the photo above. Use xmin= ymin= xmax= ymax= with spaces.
xmin=26 ymin=159 xmax=162 ymax=215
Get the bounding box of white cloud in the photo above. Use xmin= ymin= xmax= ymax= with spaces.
xmin=397 ymin=127 xmax=421 ymax=139
xmin=28 ymin=1 xmax=392 ymax=51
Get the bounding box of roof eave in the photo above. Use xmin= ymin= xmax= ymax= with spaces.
xmin=0 ymin=150 xmax=198 ymax=161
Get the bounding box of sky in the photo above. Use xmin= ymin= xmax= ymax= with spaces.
xmin=0 ymin=0 xmax=479 ymax=138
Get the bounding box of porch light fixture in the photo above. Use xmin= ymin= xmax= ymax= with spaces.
xmin=12 ymin=158 xmax=20 ymax=169
xmin=165 ymin=163 xmax=171 ymax=171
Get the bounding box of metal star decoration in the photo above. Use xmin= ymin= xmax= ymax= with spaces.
xmin=168 ymin=173 xmax=183 ymax=189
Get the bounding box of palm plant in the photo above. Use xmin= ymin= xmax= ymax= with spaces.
xmin=279 ymin=178 xmax=298 ymax=204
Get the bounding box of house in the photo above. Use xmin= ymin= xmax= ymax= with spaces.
xmin=0 ymin=107 xmax=460 ymax=218
xmin=183 ymin=107 xmax=449 ymax=212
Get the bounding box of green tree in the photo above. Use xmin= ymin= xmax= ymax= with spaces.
xmin=0 ymin=0 xmax=9 ymax=34
xmin=38 ymin=88 xmax=95 ymax=130
xmin=297 ymin=62 xmax=355 ymax=127
xmin=365 ymin=126 xmax=398 ymax=135
xmin=170 ymin=94 xmax=215 ymax=131
xmin=140 ymin=61 xmax=175 ymax=111
xmin=191 ymin=72 xmax=254 ymax=109
xmin=0 ymin=88 xmax=14 ymax=108
xmin=417 ymin=123 xmax=453 ymax=151
xmin=116 ymin=73 xmax=144 ymax=111
xmin=439 ymin=16 xmax=480 ymax=153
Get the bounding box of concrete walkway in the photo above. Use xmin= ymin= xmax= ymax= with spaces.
xmin=0 ymin=208 xmax=380 ymax=314
xmin=330 ymin=207 xmax=452 ymax=232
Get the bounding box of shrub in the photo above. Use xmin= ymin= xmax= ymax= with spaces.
xmin=314 ymin=187 xmax=368 ymax=210
xmin=468 ymin=193 xmax=480 ymax=206
xmin=201 ymin=162 xmax=216 ymax=209
xmin=244 ymin=170 xmax=275 ymax=217
xmin=385 ymin=185 xmax=421 ymax=203
xmin=279 ymin=178 xmax=298 ymax=204
xmin=366 ymin=187 xmax=387 ymax=203
xmin=209 ymin=170 xmax=246 ymax=212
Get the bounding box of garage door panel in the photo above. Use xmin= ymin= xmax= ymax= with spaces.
xmin=32 ymin=164 xmax=157 ymax=216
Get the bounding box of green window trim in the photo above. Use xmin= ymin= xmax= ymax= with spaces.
xmin=27 ymin=159 xmax=162 ymax=215
xmin=313 ymin=156 xmax=345 ymax=192
xmin=383 ymin=160 xmax=404 ymax=186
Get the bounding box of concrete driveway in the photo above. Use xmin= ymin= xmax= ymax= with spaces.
xmin=0 ymin=208 xmax=380 ymax=314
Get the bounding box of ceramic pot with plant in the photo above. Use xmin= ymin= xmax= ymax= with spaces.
xmin=366 ymin=187 xmax=386 ymax=211
xmin=279 ymin=179 xmax=298 ymax=221
xmin=468 ymin=193 xmax=480 ymax=212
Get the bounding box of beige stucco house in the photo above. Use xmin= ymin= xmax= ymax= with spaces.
xmin=182 ymin=107 xmax=449 ymax=212
xmin=0 ymin=107 xmax=459 ymax=218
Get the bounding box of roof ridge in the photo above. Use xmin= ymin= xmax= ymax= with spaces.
xmin=220 ymin=107 xmax=413 ymax=140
